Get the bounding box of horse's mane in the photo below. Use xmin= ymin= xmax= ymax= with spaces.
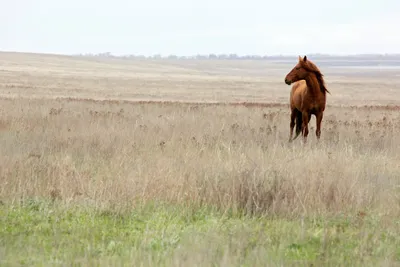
xmin=301 ymin=59 xmax=331 ymax=95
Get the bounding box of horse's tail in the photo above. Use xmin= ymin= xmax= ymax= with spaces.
xmin=293 ymin=111 xmax=302 ymax=140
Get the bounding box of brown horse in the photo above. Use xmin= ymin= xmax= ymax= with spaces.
xmin=284 ymin=56 xmax=330 ymax=143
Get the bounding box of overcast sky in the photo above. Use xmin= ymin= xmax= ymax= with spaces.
xmin=1 ymin=0 xmax=400 ymax=56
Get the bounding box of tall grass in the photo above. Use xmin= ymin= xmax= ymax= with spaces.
xmin=1 ymin=98 xmax=399 ymax=219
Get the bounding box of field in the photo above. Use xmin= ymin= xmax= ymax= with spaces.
xmin=0 ymin=52 xmax=399 ymax=266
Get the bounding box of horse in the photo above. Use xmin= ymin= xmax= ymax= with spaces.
xmin=284 ymin=56 xmax=330 ymax=143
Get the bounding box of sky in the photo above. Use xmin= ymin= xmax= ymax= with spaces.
xmin=1 ymin=0 xmax=400 ymax=56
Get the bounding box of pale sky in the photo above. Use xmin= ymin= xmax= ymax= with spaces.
xmin=1 ymin=0 xmax=400 ymax=56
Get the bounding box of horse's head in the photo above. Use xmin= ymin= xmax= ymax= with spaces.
xmin=284 ymin=56 xmax=310 ymax=85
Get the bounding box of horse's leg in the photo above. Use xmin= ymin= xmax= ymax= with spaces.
xmin=302 ymin=111 xmax=309 ymax=143
xmin=289 ymin=109 xmax=296 ymax=142
xmin=316 ymin=111 xmax=323 ymax=140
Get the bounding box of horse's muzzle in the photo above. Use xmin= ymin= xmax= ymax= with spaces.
xmin=285 ymin=79 xmax=292 ymax=85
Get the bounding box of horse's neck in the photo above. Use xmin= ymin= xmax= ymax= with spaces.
xmin=304 ymin=73 xmax=321 ymax=95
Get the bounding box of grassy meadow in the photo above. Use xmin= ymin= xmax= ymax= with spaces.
xmin=0 ymin=52 xmax=399 ymax=266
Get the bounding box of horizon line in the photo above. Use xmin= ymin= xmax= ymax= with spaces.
xmin=2 ymin=50 xmax=400 ymax=58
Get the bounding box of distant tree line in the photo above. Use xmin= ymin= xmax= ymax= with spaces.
xmin=75 ymin=52 xmax=271 ymax=60
xmin=74 ymin=52 xmax=400 ymax=61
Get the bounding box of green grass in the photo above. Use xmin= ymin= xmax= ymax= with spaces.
xmin=1 ymin=200 xmax=399 ymax=266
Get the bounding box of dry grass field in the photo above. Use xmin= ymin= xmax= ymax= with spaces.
xmin=0 ymin=52 xmax=399 ymax=266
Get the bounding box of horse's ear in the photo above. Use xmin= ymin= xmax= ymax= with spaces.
xmin=303 ymin=55 xmax=307 ymax=62
xmin=298 ymin=55 xmax=302 ymax=62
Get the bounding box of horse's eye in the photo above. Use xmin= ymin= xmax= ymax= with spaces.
xmin=295 ymin=67 xmax=300 ymax=70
